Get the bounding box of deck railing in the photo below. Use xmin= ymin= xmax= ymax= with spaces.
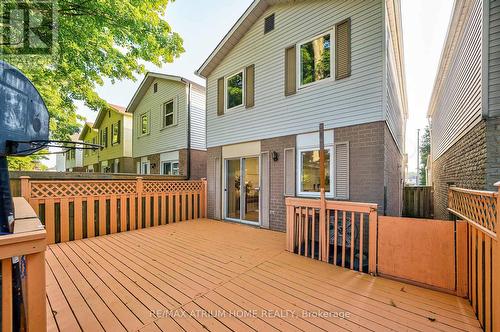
xmin=18 ymin=176 xmax=207 ymax=244
xmin=1 ymin=197 xmax=47 ymax=332
xmin=285 ymin=196 xmax=378 ymax=274
xmin=448 ymin=184 xmax=500 ymax=332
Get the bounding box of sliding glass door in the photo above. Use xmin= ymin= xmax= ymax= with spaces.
xmin=225 ymin=157 xmax=259 ymax=224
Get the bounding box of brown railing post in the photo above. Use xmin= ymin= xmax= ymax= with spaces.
xmin=25 ymin=251 xmax=46 ymax=331
xmin=319 ymin=189 xmax=327 ymax=262
xmin=19 ymin=176 xmax=31 ymax=200
xmin=493 ymin=181 xmax=500 ymax=331
xmin=368 ymin=208 xmax=378 ymax=275
xmin=136 ymin=177 xmax=143 ymax=229
xmin=201 ymin=178 xmax=207 ymax=218
xmin=285 ymin=199 xmax=292 ymax=252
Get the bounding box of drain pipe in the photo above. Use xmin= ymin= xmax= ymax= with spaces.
xmin=186 ymin=83 xmax=192 ymax=180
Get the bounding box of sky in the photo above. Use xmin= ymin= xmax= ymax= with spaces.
xmin=47 ymin=0 xmax=455 ymax=172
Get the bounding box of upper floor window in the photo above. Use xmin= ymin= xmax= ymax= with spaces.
xmin=111 ymin=121 xmax=120 ymax=145
xmin=139 ymin=112 xmax=149 ymax=136
xmin=153 ymin=82 xmax=158 ymax=93
xmin=264 ymin=14 xmax=275 ymax=34
xmin=100 ymin=127 xmax=108 ymax=149
xmin=299 ymin=32 xmax=331 ymax=87
xmin=163 ymin=100 xmax=174 ymax=127
xmin=226 ymin=71 xmax=244 ymax=110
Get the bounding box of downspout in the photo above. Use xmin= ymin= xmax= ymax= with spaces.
xmin=187 ymin=83 xmax=192 ymax=180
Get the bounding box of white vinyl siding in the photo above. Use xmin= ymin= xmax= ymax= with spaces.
xmin=190 ymin=84 xmax=207 ymax=151
xmin=385 ymin=17 xmax=405 ymax=152
xmin=132 ymin=79 xmax=188 ymax=158
xmin=489 ymin=0 xmax=500 ymax=118
xmin=205 ymin=0 xmax=384 ymax=148
xmin=430 ymin=0 xmax=483 ymax=161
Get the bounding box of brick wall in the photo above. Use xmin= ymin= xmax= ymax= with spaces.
xmin=189 ymin=149 xmax=208 ymax=180
xmin=119 ymin=157 xmax=136 ymax=173
xmin=432 ymin=121 xmax=487 ymax=220
xmin=207 ymin=146 xmax=222 ymax=219
xmin=133 ymin=153 xmax=161 ymax=174
xmin=178 ymin=149 xmax=187 ymax=177
xmin=261 ymin=135 xmax=296 ymax=232
xmin=486 ymin=117 xmax=500 ymax=190
xmin=384 ymin=126 xmax=403 ymax=216
xmin=334 ymin=121 xmax=386 ymax=213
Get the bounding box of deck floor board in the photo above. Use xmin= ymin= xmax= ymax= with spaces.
xmin=45 ymin=219 xmax=481 ymax=332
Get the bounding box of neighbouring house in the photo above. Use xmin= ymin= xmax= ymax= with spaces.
xmin=55 ymin=153 xmax=66 ymax=172
xmin=126 ymin=72 xmax=207 ymax=179
xmin=196 ymin=0 xmax=407 ymax=231
xmin=428 ymin=0 xmax=499 ymax=219
xmin=79 ymin=104 xmax=135 ymax=173
xmin=64 ymin=133 xmax=84 ymax=172
xmin=79 ymin=122 xmax=99 ymax=172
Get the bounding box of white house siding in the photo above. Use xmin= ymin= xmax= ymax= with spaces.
xmin=430 ymin=0 xmax=483 ymax=161
xmin=385 ymin=17 xmax=405 ymax=152
xmin=123 ymin=116 xmax=133 ymax=157
xmin=205 ymin=0 xmax=384 ymax=148
xmin=190 ymin=84 xmax=207 ymax=150
xmin=132 ymin=79 xmax=188 ymax=158
xmin=489 ymin=0 xmax=500 ymax=118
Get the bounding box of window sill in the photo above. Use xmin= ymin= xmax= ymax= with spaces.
xmin=297 ymin=192 xmax=335 ymax=199
xmin=137 ymin=133 xmax=150 ymax=138
xmin=225 ymin=104 xmax=244 ymax=113
xmin=298 ymin=76 xmax=334 ymax=91
xmin=160 ymin=123 xmax=178 ymax=131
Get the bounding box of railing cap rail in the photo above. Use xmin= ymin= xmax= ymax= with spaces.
xmin=285 ymin=196 xmax=378 ymax=212
xmin=449 ymin=186 xmax=498 ymax=197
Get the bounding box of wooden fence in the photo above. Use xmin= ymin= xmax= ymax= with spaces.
xmin=1 ymin=198 xmax=47 ymax=332
xmin=377 ymin=216 xmax=467 ymax=294
xmin=403 ymin=186 xmax=433 ymax=218
xmin=285 ymin=194 xmax=378 ymax=274
xmin=448 ymin=184 xmax=500 ymax=332
xmin=18 ymin=176 xmax=207 ymax=245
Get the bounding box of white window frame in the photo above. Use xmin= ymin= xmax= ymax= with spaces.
xmin=141 ymin=161 xmax=150 ymax=175
xmin=225 ymin=70 xmax=245 ymax=111
xmin=138 ymin=111 xmax=150 ymax=137
xmin=160 ymin=160 xmax=180 ymax=175
xmin=111 ymin=122 xmax=120 ymax=145
xmin=296 ymin=146 xmax=334 ymax=198
xmin=296 ymin=29 xmax=335 ymax=89
xmin=162 ymin=99 xmax=176 ymax=128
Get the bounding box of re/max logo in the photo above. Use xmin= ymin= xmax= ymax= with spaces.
xmin=1 ymin=1 xmax=56 ymax=55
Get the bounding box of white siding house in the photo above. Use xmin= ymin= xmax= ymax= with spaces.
xmin=197 ymin=0 xmax=407 ymax=230
xmin=428 ymin=0 xmax=500 ymax=219
xmin=127 ymin=73 xmax=207 ymax=179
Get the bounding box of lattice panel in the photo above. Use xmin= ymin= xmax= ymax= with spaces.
xmin=30 ymin=181 xmax=137 ymax=198
xmin=143 ymin=181 xmax=203 ymax=193
xmin=448 ymin=188 xmax=497 ymax=234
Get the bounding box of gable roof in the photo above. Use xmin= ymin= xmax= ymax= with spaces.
xmin=196 ymin=0 xmax=294 ymax=78
xmin=78 ymin=122 xmax=96 ymax=141
xmin=126 ymin=72 xmax=204 ymax=114
xmin=93 ymin=103 xmax=130 ymax=128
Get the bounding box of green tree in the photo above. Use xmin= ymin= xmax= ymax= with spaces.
xmin=8 ymin=155 xmax=48 ymax=171
xmin=1 ymin=0 xmax=184 ymax=169
xmin=418 ymin=126 xmax=430 ymax=185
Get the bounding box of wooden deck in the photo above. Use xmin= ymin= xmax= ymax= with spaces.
xmin=45 ymin=219 xmax=481 ymax=332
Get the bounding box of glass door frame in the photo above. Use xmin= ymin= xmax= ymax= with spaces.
xmin=223 ymin=155 xmax=261 ymax=225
